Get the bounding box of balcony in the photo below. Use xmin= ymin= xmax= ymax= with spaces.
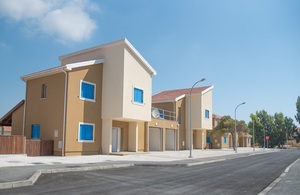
xmin=151 ymin=107 xmax=176 ymax=121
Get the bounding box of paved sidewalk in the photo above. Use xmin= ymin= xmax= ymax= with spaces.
xmin=0 ymin=147 xmax=284 ymax=191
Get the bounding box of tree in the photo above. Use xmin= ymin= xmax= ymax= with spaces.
xmin=273 ymin=113 xmax=286 ymax=148
xmin=284 ymin=116 xmax=297 ymax=141
xmin=256 ymin=110 xmax=275 ymax=147
xmin=212 ymin=115 xmax=248 ymax=150
xmin=248 ymin=113 xmax=264 ymax=147
xmin=295 ymin=96 xmax=300 ymax=125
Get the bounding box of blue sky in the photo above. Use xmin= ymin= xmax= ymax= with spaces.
xmin=0 ymin=0 xmax=299 ymax=124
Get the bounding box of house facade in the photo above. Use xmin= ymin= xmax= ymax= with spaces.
xmin=152 ymin=86 xmax=214 ymax=150
xmin=208 ymin=114 xmax=232 ymax=149
xmin=20 ymin=38 xmax=156 ymax=156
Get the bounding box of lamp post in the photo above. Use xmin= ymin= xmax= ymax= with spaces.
xmin=234 ymin=102 xmax=246 ymax=153
xmin=189 ymin=78 xmax=206 ymax=158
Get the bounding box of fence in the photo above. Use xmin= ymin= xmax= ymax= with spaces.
xmin=0 ymin=135 xmax=53 ymax=156
xmin=0 ymin=135 xmax=26 ymax=154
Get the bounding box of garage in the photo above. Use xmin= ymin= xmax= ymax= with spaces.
xmin=149 ymin=127 xmax=162 ymax=151
xmin=165 ymin=129 xmax=177 ymax=151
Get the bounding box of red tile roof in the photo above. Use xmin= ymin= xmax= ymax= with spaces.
xmin=152 ymin=86 xmax=212 ymax=102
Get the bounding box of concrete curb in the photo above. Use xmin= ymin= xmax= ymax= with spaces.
xmin=0 ymin=163 xmax=134 ymax=190
xmin=257 ymin=159 xmax=299 ymax=195
xmin=0 ymin=150 xmax=280 ymax=190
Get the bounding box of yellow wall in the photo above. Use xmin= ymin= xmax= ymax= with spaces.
xmin=24 ymin=73 xmax=65 ymax=155
xmin=11 ymin=104 xmax=24 ymax=135
xmin=65 ymin=64 xmax=103 ymax=155
xmin=113 ymin=120 xmax=129 ymax=151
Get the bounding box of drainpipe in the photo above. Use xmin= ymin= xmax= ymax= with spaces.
xmin=62 ymin=68 xmax=68 ymax=157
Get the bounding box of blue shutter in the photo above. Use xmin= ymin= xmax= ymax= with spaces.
xmin=81 ymin=82 xmax=95 ymax=100
xmin=31 ymin=124 xmax=40 ymax=139
xmin=206 ymin=137 xmax=211 ymax=143
xmin=224 ymin=137 xmax=227 ymax=143
xmin=80 ymin=124 xmax=93 ymax=141
xmin=134 ymin=88 xmax=143 ymax=104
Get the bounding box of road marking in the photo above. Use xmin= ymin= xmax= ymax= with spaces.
xmin=257 ymin=158 xmax=299 ymax=195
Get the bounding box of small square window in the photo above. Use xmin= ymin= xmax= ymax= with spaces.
xmin=133 ymin=87 xmax=144 ymax=104
xmin=205 ymin=109 xmax=210 ymax=119
xmin=78 ymin=123 xmax=94 ymax=142
xmin=41 ymin=84 xmax=47 ymax=99
xmin=80 ymin=80 xmax=96 ymax=102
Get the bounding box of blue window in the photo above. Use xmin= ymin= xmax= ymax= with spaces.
xmin=31 ymin=124 xmax=40 ymax=139
xmin=80 ymin=80 xmax=95 ymax=101
xmin=205 ymin=109 xmax=209 ymax=119
xmin=133 ymin=87 xmax=144 ymax=104
xmin=79 ymin=123 xmax=94 ymax=142
xmin=206 ymin=137 xmax=211 ymax=143
xmin=224 ymin=137 xmax=227 ymax=144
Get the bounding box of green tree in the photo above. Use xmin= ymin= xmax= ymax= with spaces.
xmin=212 ymin=115 xmax=248 ymax=150
xmin=273 ymin=113 xmax=286 ymax=148
xmin=248 ymin=114 xmax=264 ymax=147
xmin=256 ymin=110 xmax=275 ymax=148
xmin=284 ymin=116 xmax=297 ymax=141
xmin=295 ymin=96 xmax=300 ymax=125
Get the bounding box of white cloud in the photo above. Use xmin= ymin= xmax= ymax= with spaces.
xmin=0 ymin=0 xmax=98 ymax=42
xmin=41 ymin=6 xmax=96 ymax=42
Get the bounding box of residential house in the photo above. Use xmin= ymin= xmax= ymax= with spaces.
xmin=20 ymin=38 xmax=156 ymax=156
xmin=152 ymin=86 xmax=214 ymax=150
xmin=0 ymin=100 xmax=25 ymax=136
xmin=208 ymin=114 xmax=232 ymax=149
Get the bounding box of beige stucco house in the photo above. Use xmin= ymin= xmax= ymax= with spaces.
xmin=20 ymin=38 xmax=156 ymax=156
xmin=152 ymin=86 xmax=214 ymax=150
xmin=208 ymin=114 xmax=232 ymax=149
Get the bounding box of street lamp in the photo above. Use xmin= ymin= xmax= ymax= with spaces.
xmin=189 ymin=78 xmax=206 ymax=158
xmin=234 ymin=102 xmax=246 ymax=153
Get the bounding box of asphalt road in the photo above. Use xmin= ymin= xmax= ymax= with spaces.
xmin=1 ymin=149 xmax=300 ymax=195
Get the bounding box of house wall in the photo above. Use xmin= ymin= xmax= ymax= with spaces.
xmin=24 ymin=73 xmax=65 ymax=155
xmin=123 ymin=46 xmax=153 ymax=121
xmin=201 ymin=90 xmax=213 ymax=130
xmin=11 ymin=104 xmax=24 ymax=135
xmin=64 ymin=64 xmax=103 ymax=156
xmin=138 ymin=122 xmax=146 ymax=151
xmin=152 ymin=102 xmax=175 ymax=112
xmin=176 ymin=99 xmax=186 ymax=150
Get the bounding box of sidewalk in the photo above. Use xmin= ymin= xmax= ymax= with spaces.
xmin=0 ymin=147 xmax=283 ymax=190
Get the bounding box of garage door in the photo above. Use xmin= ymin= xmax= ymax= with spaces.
xmin=166 ymin=129 xmax=176 ymax=151
xmin=149 ymin=127 xmax=162 ymax=151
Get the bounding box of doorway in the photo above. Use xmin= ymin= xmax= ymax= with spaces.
xmin=112 ymin=127 xmax=121 ymax=152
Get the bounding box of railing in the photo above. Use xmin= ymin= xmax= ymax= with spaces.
xmin=151 ymin=107 xmax=176 ymax=121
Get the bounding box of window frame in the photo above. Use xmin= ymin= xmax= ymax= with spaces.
xmin=79 ymin=80 xmax=96 ymax=102
xmin=133 ymin=87 xmax=144 ymax=105
xmin=41 ymin=84 xmax=47 ymax=99
xmin=78 ymin=122 xmax=95 ymax=143
xmin=205 ymin=109 xmax=210 ymax=119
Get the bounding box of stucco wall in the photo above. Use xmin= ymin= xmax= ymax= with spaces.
xmin=65 ymin=64 xmax=103 ymax=155
xmin=201 ymin=90 xmax=213 ymax=130
xmin=11 ymin=104 xmax=24 ymax=135
xmin=24 ymin=73 xmax=65 ymax=154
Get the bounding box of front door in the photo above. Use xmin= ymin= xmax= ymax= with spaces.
xmin=112 ymin=127 xmax=120 ymax=152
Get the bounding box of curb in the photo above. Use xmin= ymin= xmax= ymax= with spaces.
xmin=257 ymin=159 xmax=299 ymax=195
xmin=0 ymin=163 xmax=134 ymax=190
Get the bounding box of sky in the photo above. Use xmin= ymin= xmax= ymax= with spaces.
xmin=0 ymin=0 xmax=299 ymax=124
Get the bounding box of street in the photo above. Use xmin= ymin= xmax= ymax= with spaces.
xmin=1 ymin=149 xmax=300 ymax=195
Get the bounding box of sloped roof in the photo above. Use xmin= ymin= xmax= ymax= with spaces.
xmin=59 ymin=38 xmax=157 ymax=76
xmin=0 ymin=100 xmax=25 ymax=126
xmin=152 ymin=86 xmax=213 ymax=103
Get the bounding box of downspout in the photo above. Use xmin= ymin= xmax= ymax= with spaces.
xmin=62 ymin=68 xmax=68 ymax=157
